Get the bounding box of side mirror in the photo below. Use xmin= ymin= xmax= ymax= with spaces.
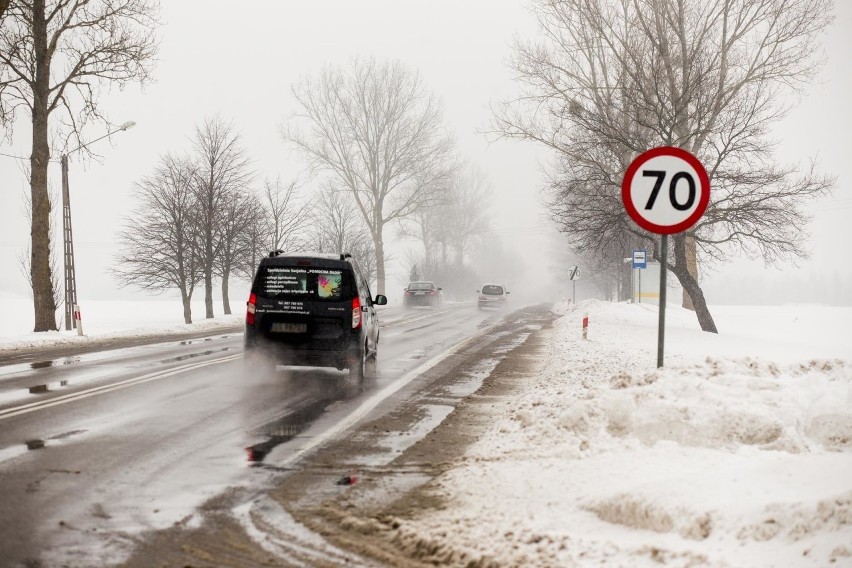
xmin=374 ymin=295 xmax=388 ymax=306
xmin=475 ymin=290 xmax=480 ymax=293
xmin=438 ymin=287 xmax=443 ymax=291
xmin=506 ymin=291 xmax=511 ymax=294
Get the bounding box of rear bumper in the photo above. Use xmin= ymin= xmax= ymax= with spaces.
xmin=245 ymin=328 xmax=363 ymax=370
xmin=404 ymin=295 xmax=440 ymax=306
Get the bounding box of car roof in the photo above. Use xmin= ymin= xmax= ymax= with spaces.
xmin=408 ymin=280 xmax=437 ymax=285
xmin=482 ymin=282 xmax=505 ymax=287
xmin=265 ymin=251 xmax=341 ymax=260
xmin=259 ymin=252 xmax=356 ymax=270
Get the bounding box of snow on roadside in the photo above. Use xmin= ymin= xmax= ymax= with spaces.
xmin=0 ymin=295 xmax=244 ymax=356
xmin=394 ymin=300 xmax=852 ymax=567
xmin=0 ymin=292 xmax=401 ymax=357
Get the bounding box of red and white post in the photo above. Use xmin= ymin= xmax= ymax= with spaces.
xmin=582 ymin=314 xmax=589 ymax=340
xmin=73 ymin=304 xmax=83 ymax=336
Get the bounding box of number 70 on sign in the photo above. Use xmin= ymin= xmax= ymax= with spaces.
xmin=621 ymin=146 xmax=710 ymax=235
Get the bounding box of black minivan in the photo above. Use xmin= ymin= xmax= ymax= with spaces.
xmin=244 ymin=252 xmax=387 ymax=381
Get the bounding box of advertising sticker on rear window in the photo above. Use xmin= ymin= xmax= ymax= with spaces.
xmin=317 ymin=271 xmax=342 ymax=298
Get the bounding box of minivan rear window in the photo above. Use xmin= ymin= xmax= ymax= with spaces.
xmin=255 ymin=266 xmax=355 ymax=300
xmin=482 ymin=285 xmax=504 ymax=295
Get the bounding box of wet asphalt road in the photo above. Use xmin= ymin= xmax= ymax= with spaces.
xmin=0 ymin=301 xmax=528 ymax=567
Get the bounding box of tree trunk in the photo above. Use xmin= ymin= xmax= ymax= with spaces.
xmin=204 ymin=267 xmax=213 ymax=319
xmin=682 ymin=235 xmax=698 ymax=310
xmin=181 ymin=290 xmax=193 ymax=324
xmin=373 ymin=235 xmax=386 ymax=296
xmin=204 ymin=190 xmax=215 ymax=318
xmin=204 ymin=221 xmax=213 ymax=319
xmin=30 ymin=0 xmax=58 ymax=332
xmin=671 ymin=235 xmax=717 ymax=333
xmin=221 ymin=272 xmax=231 ymax=315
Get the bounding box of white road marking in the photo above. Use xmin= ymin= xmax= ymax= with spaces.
xmin=273 ymin=320 xmax=501 ymax=468
xmin=0 ymin=354 xmax=241 ymax=421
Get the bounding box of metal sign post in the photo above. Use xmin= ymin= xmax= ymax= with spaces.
xmin=632 ymin=249 xmax=647 ymax=303
xmin=656 ymin=237 xmax=667 ymax=367
xmin=568 ymin=266 xmax=580 ymax=303
xmin=622 ymin=147 xmax=710 ymax=368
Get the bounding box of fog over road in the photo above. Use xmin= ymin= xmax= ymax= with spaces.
xmin=0 ymin=301 xmax=546 ymax=567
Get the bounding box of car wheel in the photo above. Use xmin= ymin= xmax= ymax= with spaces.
xmin=349 ymin=346 xmax=368 ymax=384
xmin=365 ymin=351 xmax=377 ymax=380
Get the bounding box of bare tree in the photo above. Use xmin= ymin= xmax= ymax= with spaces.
xmin=215 ymin=188 xmax=255 ymax=315
xmin=399 ymin=164 xmax=490 ymax=275
xmin=444 ymin=164 xmax=491 ymax=265
xmin=582 ymin=239 xmax=633 ymax=302
xmin=261 ymin=176 xmax=308 ymax=254
xmin=113 ymin=154 xmax=200 ymax=324
xmin=0 ymin=0 xmax=159 ymax=331
xmin=287 ymin=57 xmax=455 ymax=295
xmin=190 ymin=116 xmax=253 ymax=319
xmin=0 ymin=0 xmax=10 ymax=22
xmin=397 ymin=198 xmax=441 ymax=268
xmin=233 ymin=191 xmax=266 ymax=284
xmin=17 ymin=184 xmax=62 ymax=321
xmin=305 ymin=184 xmax=377 ymax=283
xmin=492 ymin=0 xmax=834 ymax=333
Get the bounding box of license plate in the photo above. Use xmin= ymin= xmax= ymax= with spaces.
xmin=271 ymin=322 xmax=307 ymax=333
xmin=414 ymin=291 xmax=425 ymax=295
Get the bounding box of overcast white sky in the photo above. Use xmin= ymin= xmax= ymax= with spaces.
xmin=0 ymin=0 xmax=850 ymax=308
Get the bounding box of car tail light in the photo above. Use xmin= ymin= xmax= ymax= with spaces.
xmin=404 ymin=290 xmax=412 ymax=296
xmin=429 ymin=290 xmax=437 ymax=295
xmin=352 ymin=296 xmax=362 ymax=329
xmin=246 ymin=293 xmax=256 ymax=325
xmin=479 ymin=294 xmax=487 ymax=301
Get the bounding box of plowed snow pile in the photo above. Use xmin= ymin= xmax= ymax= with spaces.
xmin=399 ymin=301 xmax=852 ymax=567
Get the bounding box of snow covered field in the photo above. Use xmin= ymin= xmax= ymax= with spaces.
xmin=400 ymin=301 xmax=852 ymax=567
xmin=1 ymin=294 xmax=850 ymax=566
xmin=0 ymin=292 xmax=244 ymax=355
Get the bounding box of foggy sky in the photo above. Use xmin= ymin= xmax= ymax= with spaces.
xmin=0 ymin=0 xmax=849 ymax=308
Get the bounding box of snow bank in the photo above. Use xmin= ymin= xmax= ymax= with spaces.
xmin=397 ymin=300 xmax=852 ymax=567
xmin=0 ymin=295 xmax=243 ymax=356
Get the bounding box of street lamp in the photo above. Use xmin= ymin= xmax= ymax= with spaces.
xmin=61 ymin=120 xmax=136 ymax=331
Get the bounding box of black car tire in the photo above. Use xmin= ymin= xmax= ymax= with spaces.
xmin=365 ymin=352 xmax=377 ymax=380
xmin=350 ymin=356 xmax=365 ymax=384
xmin=349 ymin=344 xmax=370 ymax=384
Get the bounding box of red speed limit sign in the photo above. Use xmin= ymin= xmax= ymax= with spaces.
xmin=621 ymin=146 xmax=710 ymax=234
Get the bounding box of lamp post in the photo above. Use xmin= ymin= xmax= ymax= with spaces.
xmin=61 ymin=120 xmax=136 ymax=331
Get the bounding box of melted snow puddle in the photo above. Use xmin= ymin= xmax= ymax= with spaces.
xmin=446 ymin=358 xmax=500 ymax=398
xmin=358 ymin=403 xmax=455 ymax=467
